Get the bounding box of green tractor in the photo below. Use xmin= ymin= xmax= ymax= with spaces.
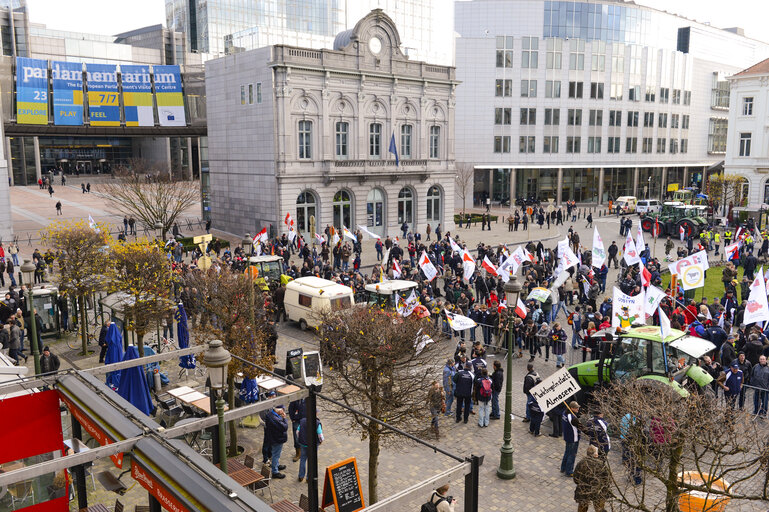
xmin=568 ymin=325 xmax=716 ymax=403
xmin=640 ymin=202 xmax=707 ymax=238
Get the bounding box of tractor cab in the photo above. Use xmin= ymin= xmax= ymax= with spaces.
xmin=364 ymin=280 xmax=418 ymax=309
xmin=248 ymin=255 xmax=287 ymax=291
xmin=640 ymin=202 xmax=707 ymax=238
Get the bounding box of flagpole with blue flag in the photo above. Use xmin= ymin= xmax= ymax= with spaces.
xmin=389 ymin=132 xmax=399 ymax=167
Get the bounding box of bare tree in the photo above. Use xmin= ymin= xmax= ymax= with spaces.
xmin=100 ymin=158 xmax=199 ymax=239
xmin=319 ymin=307 xmax=439 ymax=504
xmin=455 ymin=163 xmax=475 ymax=212
xmin=707 ymin=174 xmax=748 ymax=217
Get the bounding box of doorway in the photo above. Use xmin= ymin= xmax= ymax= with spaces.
xmin=366 ymin=188 xmax=385 ymax=237
xmin=76 ymin=160 xmax=93 ymax=174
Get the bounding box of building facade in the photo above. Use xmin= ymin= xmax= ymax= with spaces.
xmin=724 ymin=58 xmax=769 ymax=210
xmin=455 ymin=0 xmax=769 ymax=207
xmin=206 ymin=10 xmax=456 ymax=238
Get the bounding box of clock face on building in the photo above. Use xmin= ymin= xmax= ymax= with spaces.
xmin=368 ymin=36 xmax=382 ymax=55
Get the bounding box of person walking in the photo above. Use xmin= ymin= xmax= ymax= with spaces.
xmin=752 ymin=355 xmax=769 ymax=417
xmin=97 ymin=321 xmax=109 ymax=363
xmin=442 ymin=358 xmax=456 ymax=417
xmin=428 ymin=380 xmax=446 ymax=438
xmin=573 ymin=445 xmax=611 ymax=512
xmin=55 ymin=201 xmax=62 ymax=215
xmin=6 ymin=258 xmax=15 ymax=287
xmin=585 ymin=409 xmax=610 ymax=454
xmin=585 ymin=212 xmax=593 ymax=228
xmin=40 ymin=346 xmax=61 ymax=374
xmin=48 ymin=184 xmax=54 ymax=197
xmin=560 ymin=401 xmax=581 ymax=476
xmin=9 ymin=243 xmax=19 ymax=266
xmin=720 ymin=361 xmax=743 ymax=410
xmin=490 ymin=359 xmax=503 ymax=420
xmin=288 ymin=397 xmax=305 ymax=462
xmin=296 ymin=414 xmax=323 ymax=483
xmin=452 ymin=362 xmax=474 ymax=424
xmin=427 ymin=484 xmax=456 ymax=512
xmin=264 ymin=404 xmax=289 ymax=478
xmin=475 ymin=367 xmax=493 ymax=427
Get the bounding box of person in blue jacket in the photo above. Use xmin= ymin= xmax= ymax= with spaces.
xmin=560 ymin=401 xmax=581 ymax=476
xmin=296 ymin=416 xmax=323 ymax=483
xmin=264 ymin=404 xmax=289 ymax=478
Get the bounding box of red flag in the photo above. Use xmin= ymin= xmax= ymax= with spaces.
xmin=481 ymin=256 xmax=498 ymax=276
xmin=515 ymin=298 xmax=527 ymax=319
xmin=253 ymin=227 xmax=268 ymax=244
xmin=640 ymin=263 xmax=652 ymax=287
xmin=654 ymin=218 xmax=660 ymax=238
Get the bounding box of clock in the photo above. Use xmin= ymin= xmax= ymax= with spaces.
xmin=368 ymin=36 xmax=382 ymax=55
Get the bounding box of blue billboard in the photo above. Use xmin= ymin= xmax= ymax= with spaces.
xmin=15 ymin=57 xmax=48 ymax=125
xmin=86 ymin=63 xmax=120 ymax=126
xmin=51 ymin=61 xmax=83 ymax=125
xmin=153 ymin=65 xmax=186 ymax=126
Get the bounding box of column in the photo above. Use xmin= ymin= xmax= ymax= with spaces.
xmin=488 ymin=169 xmax=494 ymax=204
xmin=33 ymin=136 xmax=41 ymax=181
xmin=556 ymin=168 xmax=563 ymax=205
xmin=597 ymin=168 xmax=605 ymax=205
xmin=682 ymin=167 xmax=689 ymax=189
xmin=632 ymin=167 xmax=639 ymax=198
xmin=186 ymin=137 xmax=193 ymax=180
xmin=509 ymin=168 xmax=517 ymax=205
xmin=660 ymin=167 xmax=668 ymax=200
xmin=6 ymin=137 xmax=13 ymax=186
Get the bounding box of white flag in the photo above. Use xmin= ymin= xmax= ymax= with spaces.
xmin=314 ymin=232 xmax=325 ymax=245
xmin=357 ymin=225 xmax=380 ymax=239
xmin=623 ymin=232 xmax=640 ymax=265
xmin=342 ymin=226 xmax=357 ymax=241
xmin=287 ymin=225 xmax=297 ymax=242
xmin=396 ymin=291 xmax=418 ymax=317
xmin=644 ymin=285 xmax=666 ymax=318
xmin=444 ymin=309 xmax=477 ymax=330
xmin=612 ymin=286 xmax=645 ymax=329
xmin=557 ymin=237 xmax=579 ymax=270
xmin=392 ymin=259 xmax=402 ymax=279
xmin=592 ymin=227 xmax=606 ymax=268
xmin=332 ymin=232 xmax=340 ymax=246
xmin=462 ymin=250 xmax=476 ymax=281
xmin=636 ymin=221 xmax=646 ymax=259
xmin=659 ymin=306 xmax=671 ymax=340
xmin=88 ymin=215 xmax=98 ymax=231
xmin=744 ymin=266 xmax=769 ymax=325
xmin=448 ymin=236 xmax=462 ymax=254
xmin=418 ymin=251 xmax=438 ymax=282
xmin=502 ymin=246 xmax=526 ymax=276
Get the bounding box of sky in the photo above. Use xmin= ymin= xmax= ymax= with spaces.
xmin=24 ymin=0 xmax=769 ymax=41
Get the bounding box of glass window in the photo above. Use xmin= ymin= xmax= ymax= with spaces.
xmin=587 ymin=136 xmax=601 ymax=153
xmin=672 ymin=89 xmax=681 ymax=104
xmin=680 ymin=139 xmax=688 ymax=153
xmin=521 ymin=79 xmax=537 ymax=97
xmin=590 ymin=82 xmax=604 ymax=99
xmin=298 ymin=120 xmax=312 ymax=159
xmin=642 ymin=137 xmax=653 ymax=153
xmin=626 ymin=111 xmax=638 ymax=127
xmin=743 ymin=97 xmax=754 ymax=116
xmin=398 ymin=187 xmax=414 ymax=224
xmin=426 ymin=186 xmax=441 ymax=223
xmin=669 ymin=138 xmax=678 ymax=154
xmin=366 ymin=188 xmax=384 ymax=229
xmin=335 ymin=121 xmax=349 ymax=159
xmin=520 ymin=108 xmax=536 ymax=125
xmin=248 ymin=83 xmax=254 ymax=104
xmin=568 ymin=39 xmax=585 ymax=70
xmin=495 ymin=79 xmax=513 ymax=97
xmin=626 ymin=137 xmax=638 ymax=153
xmin=589 ymin=109 xmax=603 ymax=126
xmin=369 ymin=123 xmax=382 ymax=158
xmin=296 ymin=191 xmax=317 ymax=233
xmin=568 ymin=108 xmax=582 ymax=126
xmin=545 ymin=80 xmax=561 ymax=98
xmin=429 ymin=126 xmax=440 ymax=159
xmin=495 ymin=108 xmax=512 ymax=125
xmin=333 ymin=190 xmax=352 ymax=229
xmin=608 ymin=136 xmax=620 ymax=153
xmin=568 ymin=81 xmax=583 ymax=98
xmin=519 ymin=136 xmax=536 ymax=153
xmin=682 ymin=115 xmax=690 ymax=130
xmin=240 ymin=85 xmax=246 ymax=105
xmin=656 ymin=137 xmax=666 ymax=153
xmin=545 ymin=108 xmax=560 ymax=125
xmin=401 ymin=124 xmax=412 ymax=158
xmin=546 ymin=38 xmax=562 ymax=69
xmin=496 ymin=35 xmax=514 ymax=67
xmin=658 ymin=113 xmax=668 ymax=128
xmin=628 ymin=85 xmax=641 ymax=101
xmin=645 ymin=86 xmax=656 ymax=102
xmin=608 ymin=110 xmax=622 ymax=126
xmin=683 ymin=91 xmax=692 ymax=105
xmin=671 ymin=114 xmax=679 ymax=129
xmin=659 ymin=87 xmax=670 ymax=103
xmin=643 ymin=112 xmax=654 ymax=127
xmin=494 ymin=136 xmax=511 ymax=153
xmin=543 ymin=136 xmax=559 ymax=153
xmin=566 ymin=136 xmax=581 ymax=153
xmin=256 ymin=82 xmax=262 ymax=103
xmin=708 ymin=118 xmax=728 ymax=153
xmin=522 ymin=37 xmax=539 ymax=68
xmin=740 ymin=132 xmax=752 ymax=157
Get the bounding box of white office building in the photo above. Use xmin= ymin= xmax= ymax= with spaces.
xmin=455 ymin=0 xmax=769 ymax=207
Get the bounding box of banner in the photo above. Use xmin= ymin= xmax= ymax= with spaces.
xmin=623 ymin=232 xmax=640 ymax=265
xmin=636 ymin=221 xmax=646 ymax=257
xmin=121 ymin=64 xmax=154 ymax=126
xmin=418 ymin=251 xmax=438 ymax=282
xmin=51 ymin=60 xmax=83 ymax=125
xmin=444 ymin=309 xmax=477 ymax=331
xmin=16 ymin=57 xmax=49 ymax=124
xmin=644 ymin=285 xmax=666 ymax=317
xmin=680 ymin=264 xmax=705 ymax=290
xmin=592 ymin=227 xmax=606 ymax=268
xmin=668 ymin=250 xmax=709 ymax=276
xmin=612 ymin=286 xmax=645 ymax=329
xmin=154 ymin=64 xmax=186 ymax=126
xmin=396 ymin=291 xmax=418 ymax=317
xmin=529 ymin=367 xmax=581 ymax=413
xmin=462 ymin=250 xmax=476 ymax=281
xmin=744 ymin=267 xmax=769 ymax=325
xmin=86 ymin=63 xmax=120 ymax=126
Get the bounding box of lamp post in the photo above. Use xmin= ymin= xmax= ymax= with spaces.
xmin=205 ymin=339 xmax=231 ymax=472
xmin=20 ymin=259 xmax=41 ymax=375
xmin=497 ymin=274 xmax=521 ymax=480
xmin=242 ymin=234 xmax=255 ymax=326
xmin=154 ymin=221 xmax=164 ymax=241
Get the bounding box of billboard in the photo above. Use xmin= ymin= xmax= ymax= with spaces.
xmin=51 ymin=61 xmax=84 ymax=125
xmin=15 ymin=57 xmax=49 ymax=125
xmin=86 ymin=63 xmax=120 ymax=126
xmin=121 ymin=65 xmax=154 ymax=126
xmin=154 ymin=65 xmax=186 ymax=126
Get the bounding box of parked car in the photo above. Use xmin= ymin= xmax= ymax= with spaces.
xmin=614 ymin=196 xmax=638 ymax=214
xmin=636 ymin=199 xmax=662 ymax=215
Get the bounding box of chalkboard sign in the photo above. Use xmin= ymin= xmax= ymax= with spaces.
xmin=321 ymin=457 xmax=365 ymax=512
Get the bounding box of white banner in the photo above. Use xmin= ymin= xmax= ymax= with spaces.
xmin=744 ymin=266 xmax=769 ymax=325
xmin=448 ymin=236 xmax=462 ymax=254
xmin=529 ymin=367 xmax=581 ymax=413
xmin=644 ymin=285 xmax=666 ymax=317
xmin=357 ymin=225 xmax=380 ymax=239
xmin=668 ymin=250 xmax=709 ymax=276
xmin=612 ymin=286 xmax=645 ymax=329
xmin=636 ymin=221 xmax=646 ymax=257
xmin=396 ymin=290 xmax=419 ymax=317
xmin=680 ymin=263 xmax=705 ymax=291
xmin=444 ymin=309 xmax=477 ymax=330
xmin=342 ymin=226 xmax=357 ymax=241
xmin=623 ymin=232 xmax=640 ymax=265
xmin=592 ymin=227 xmax=606 ymax=268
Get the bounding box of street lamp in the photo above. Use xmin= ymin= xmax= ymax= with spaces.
xmin=20 ymin=259 xmax=41 ymax=375
xmin=204 ymin=339 xmax=231 ymax=472
xmin=497 ymin=274 xmax=521 ymax=480
xmin=154 ymin=221 xmax=164 ymax=240
xmin=242 ymin=234 xmax=255 ymax=326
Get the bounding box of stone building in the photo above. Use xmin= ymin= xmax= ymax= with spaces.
xmin=205 ymin=9 xmax=457 ymax=239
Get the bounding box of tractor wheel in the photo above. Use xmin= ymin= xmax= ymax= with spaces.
xmin=641 ymin=217 xmax=654 ymax=232
xmin=678 ymin=220 xmax=695 ymax=239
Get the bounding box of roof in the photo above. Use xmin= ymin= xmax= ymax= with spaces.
xmin=731 ymin=57 xmax=769 ymax=78
xmin=364 ymin=280 xmax=418 ymax=293
xmin=290 ymin=276 xmax=338 ymax=289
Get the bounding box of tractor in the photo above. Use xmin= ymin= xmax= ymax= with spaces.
xmin=640 ymin=202 xmax=707 ymax=238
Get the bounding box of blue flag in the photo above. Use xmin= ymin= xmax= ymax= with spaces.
xmin=388 ymin=132 xmax=399 ymax=166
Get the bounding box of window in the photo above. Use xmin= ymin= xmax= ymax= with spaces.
xmin=671 ymin=114 xmax=679 ymax=129
xmin=643 ymin=112 xmax=654 ymax=127
xmin=519 ymin=136 xmax=536 ymax=153
xmin=591 ymin=41 xmax=606 ymax=71
xmin=659 ymin=87 xmax=670 ymax=103
xmin=608 ymin=110 xmax=622 ymax=127
xmin=626 ymin=111 xmax=638 ymax=127
xmin=642 ymin=137 xmax=653 ymax=153
xmin=496 ymin=36 xmax=513 ymax=67
xmin=658 ymin=113 xmax=668 ymax=128
xmin=610 ymin=80 xmax=623 ymax=100
xmin=495 ymin=79 xmax=512 ymax=97
xmin=607 ymin=136 xmax=620 ymax=153
xmin=589 ymin=109 xmax=603 ymax=126
xmin=240 ymin=85 xmax=246 ymax=105
xmin=590 ymin=82 xmax=604 ymax=99
xmin=682 ymin=115 xmax=690 ymax=130
xmin=626 ymin=137 xmax=638 ymax=153
xmin=568 ymin=108 xmax=582 ymax=126
xmin=683 ymin=91 xmax=691 ymax=105
xmin=400 ymin=124 xmax=412 ymax=159
xmin=628 ymin=85 xmax=641 ymax=102
xmin=521 ymin=79 xmax=537 ymax=97
xmin=495 ymin=108 xmax=512 ymax=125
xmin=708 ymin=118 xmax=728 ymax=153
xmin=566 ymin=136 xmax=581 ymax=153
xmin=656 ymin=137 xmax=666 ymax=153
xmin=426 ymin=186 xmax=441 ymax=223
xmin=680 ymin=139 xmax=688 ymax=153
xmin=740 ymin=132 xmax=752 ymax=156
xmin=333 ymin=190 xmax=352 ymax=228
xmin=298 ymin=294 xmax=312 ymax=307
xmin=587 ymin=136 xmax=601 ymax=153
xmin=546 ymin=38 xmax=562 ymax=69
xmin=248 ymin=83 xmax=254 ymax=104
xmin=611 ymin=43 xmax=625 ymax=72
xmin=545 ymin=80 xmax=561 ymax=98
xmin=520 ymin=108 xmax=536 ymax=125
xmin=645 ymin=86 xmax=656 ymax=102
xmin=369 ymin=123 xmax=382 ymax=158
xmin=669 ymin=139 xmax=678 ymax=154
xmin=743 ymin=97 xmax=754 ymax=116
xmin=398 ymin=187 xmax=413 ymax=224
xmin=296 ymin=191 xmax=317 ymax=233
xmin=672 ymin=89 xmax=681 ymax=104
xmin=366 ymin=188 xmax=384 ymax=232
xmin=545 ymin=108 xmax=560 ymax=125
xmin=256 ymin=82 xmax=262 ymax=103
xmin=494 ymin=136 xmax=511 ymax=153
xmin=429 ymin=126 xmax=440 ymax=159
xmin=568 ymin=81 xmax=583 ymax=98
xmin=543 ymin=136 xmax=559 ymax=153
xmin=298 ymin=120 xmax=312 ymax=159
xmin=522 ymin=36 xmax=538 ymax=68
xmin=568 ymin=39 xmax=585 ymax=70
xmin=335 ymin=121 xmax=349 ymax=159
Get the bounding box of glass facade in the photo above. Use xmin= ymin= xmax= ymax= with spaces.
xmin=516 ymin=169 xmax=558 ymax=201
xmin=562 ymin=168 xmax=599 ymax=203
xmin=544 ymin=1 xmax=651 ymax=44
xmin=637 ymin=167 xmax=662 ymax=200
xmin=603 ymin=168 xmax=633 ymax=201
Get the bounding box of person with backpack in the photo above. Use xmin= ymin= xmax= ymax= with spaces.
xmin=474 ymin=367 xmax=493 ymax=427
xmin=570 ymin=305 xmax=582 ymax=349
xmin=522 ymin=363 xmax=541 ymax=422
xmin=422 ymin=484 xmax=456 ymax=512
xmin=490 ymin=360 xmax=504 ymax=420
xmin=452 ymin=362 xmax=474 ymax=424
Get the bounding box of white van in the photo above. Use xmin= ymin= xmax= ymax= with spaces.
xmin=636 ymin=199 xmax=661 ymax=215
xmin=285 ymin=277 xmax=355 ymax=330
xmin=364 ymin=280 xmax=419 ymax=309
xmin=614 ymin=196 xmax=638 ymax=214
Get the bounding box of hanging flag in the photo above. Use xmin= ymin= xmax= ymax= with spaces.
xmin=639 ymin=262 xmax=652 ymax=287
xmin=592 ymin=227 xmax=606 ymax=268
xmin=418 ymin=251 xmax=438 ymax=282
xmin=725 ymin=242 xmax=740 ymax=261
xmin=515 ymin=297 xmax=528 ymax=319
xmin=253 ymin=227 xmax=268 ymax=245
xmin=448 ymin=236 xmax=462 ymax=254
xmin=314 ymin=232 xmax=325 ymax=245
xmin=342 ymin=226 xmax=356 ymax=241
xmin=744 ymin=266 xmax=769 ymax=325
xmin=444 ymin=309 xmax=477 ymax=330
xmin=679 ymin=224 xmax=685 ymax=242
xmin=644 ymin=285 xmax=666 ymax=317
xmin=388 ymin=132 xmax=399 ymax=166
xmin=612 ymin=286 xmax=645 ymax=329
xmin=396 ymin=291 xmax=419 ymax=316
xmin=392 ymin=259 xmax=402 ymax=279
xmin=636 ymin=221 xmax=646 ymax=257
xmin=659 ymin=306 xmax=672 ymax=340
xmin=88 ymin=215 xmax=98 ymax=231
xmin=462 ymin=250 xmax=476 ymax=281
xmin=481 ymin=256 xmax=498 ymax=276
xmin=357 ymin=225 xmax=380 ymax=239
xmin=623 ymin=232 xmax=640 ymax=265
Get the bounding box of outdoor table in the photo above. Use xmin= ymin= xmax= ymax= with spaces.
xmin=82 ymin=504 xmax=110 ymax=512
xmin=167 ymin=386 xmax=195 ymax=398
xmin=270 ymin=499 xmax=304 ymax=512
xmin=216 ymin=460 xmax=263 ymax=488
xmin=258 ymin=378 xmax=285 ymax=391
xmin=277 ymin=384 xmax=301 ymax=395
xmin=177 ymin=390 xmax=207 ymax=402
xmin=190 ymin=397 xmax=212 ymax=414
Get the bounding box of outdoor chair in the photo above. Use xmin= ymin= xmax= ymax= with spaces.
xmin=243 ymin=454 xmax=255 ymax=469
xmin=252 ymin=464 xmax=273 ymax=503
xmin=298 ymin=494 xmax=310 ymax=512
xmin=96 ymin=471 xmax=128 ymax=495
xmin=9 ymin=481 xmax=34 ymax=510
xmin=114 ymin=499 xmax=124 ymax=512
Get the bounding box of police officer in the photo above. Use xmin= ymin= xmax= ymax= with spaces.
xmin=720 ymin=361 xmax=744 ymax=410
xmin=714 ymin=231 xmax=721 ymax=256
xmin=725 ymin=230 xmax=733 ymax=246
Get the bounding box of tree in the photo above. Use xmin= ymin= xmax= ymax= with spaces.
xmin=100 ymin=158 xmax=199 ymax=240
xmin=41 ymin=220 xmax=112 ymax=354
xmin=108 ymin=240 xmax=175 ymax=357
xmin=707 ymin=174 xmax=748 ymax=216
xmin=455 ymin=163 xmax=475 ymax=212
xmin=319 ymin=307 xmax=439 ymax=504
xmin=593 ymin=380 xmax=769 ymax=512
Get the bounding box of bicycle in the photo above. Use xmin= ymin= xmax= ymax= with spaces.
xmin=147 ymin=335 xmax=179 ymax=354
xmin=66 ymin=330 xmax=98 ymax=350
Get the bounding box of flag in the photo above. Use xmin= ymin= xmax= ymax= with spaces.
xmin=357 ymin=225 xmax=380 ymax=239
xmin=654 ymin=218 xmax=661 ymax=238
xmin=591 ymin=227 xmax=606 ymax=268
xmin=612 ymin=286 xmax=645 ymax=329
xmin=636 ymin=221 xmax=646 ymax=257
xmin=396 ymin=291 xmax=419 ymax=317
xmin=679 ymin=224 xmax=685 ymax=242
xmin=297 ymin=236 xmax=303 ymax=250
xmin=253 ymin=227 xmax=268 ymax=244
xmin=418 ymin=251 xmax=438 ymax=282
xmin=717 ymin=311 xmax=725 ymax=329
xmin=725 ymin=242 xmax=740 ymax=261
xmin=515 ymin=297 xmax=528 ymax=319
xmin=644 ymin=285 xmax=666 ymax=317
xmin=332 ymin=231 xmax=340 ymax=246
xmin=462 ymin=250 xmax=476 ymax=281
xmin=744 ymin=266 xmax=769 ymax=325
xmin=680 ymin=263 xmax=705 ymax=290
xmin=498 ymin=300 xmax=507 ymax=313
xmin=314 ymin=232 xmax=325 ymax=245
xmin=342 ymin=226 xmax=356 ymax=242
xmin=389 ymin=132 xmax=399 ymax=166
xmin=736 ymin=227 xmax=744 ymax=240
xmin=481 ymin=256 xmax=498 ymax=276
xmin=444 ymin=310 xmax=477 ymax=330
xmin=639 ymin=262 xmax=652 ymax=287
xmin=287 ymin=225 xmax=297 ymax=242
xmin=448 ymin=236 xmax=462 ymax=254
xmin=284 ymin=212 xmax=294 ymax=227
xmin=392 ymin=259 xmax=402 ymax=279
xmin=623 ymin=232 xmax=640 ymax=265
xmin=88 ymin=215 xmax=98 ymax=231
xmin=668 ymin=250 xmax=710 ymax=276
xmin=659 ymin=306 xmax=671 ymax=340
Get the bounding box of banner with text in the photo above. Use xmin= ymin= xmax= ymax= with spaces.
xmin=16 ymin=57 xmax=49 ymax=124
xmin=121 ymin=64 xmax=154 ymax=126
xmin=51 ymin=60 xmax=83 ymax=125
xmin=86 ymin=63 xmax=120 ymax=126
xmin=530 ymin=367 xmax=581 ymax=413
xmin=154 ymin=65 xmax=186 ymax=126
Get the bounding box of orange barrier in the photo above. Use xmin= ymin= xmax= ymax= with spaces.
xmin=677 ymin=472 xmax=731 ymax=512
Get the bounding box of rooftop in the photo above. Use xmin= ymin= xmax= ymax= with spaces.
xmin=731 ymin=57 xmax=769 ymax=78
